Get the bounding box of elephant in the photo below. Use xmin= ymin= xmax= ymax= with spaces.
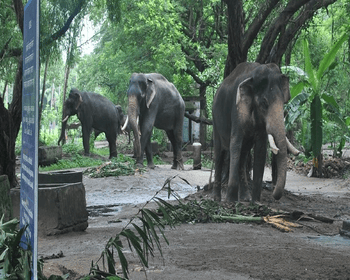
xmin=123 ymin=73 xmax=185 ymax=170
xmin=212 ymin=62 xmax=299 ymax=203
xmin=58 ymin=88 xmax=122 ymax=158
xmin=93 ymin=105 xmax=128 ymax=141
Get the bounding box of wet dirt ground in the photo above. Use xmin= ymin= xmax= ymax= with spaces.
xmin=38 ymin=157 xmax=350 ymax=280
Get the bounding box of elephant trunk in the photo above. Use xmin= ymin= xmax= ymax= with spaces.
xmin=58 ymin=113 xmax=69 ymax=145
xmin=266 ymin=102 xmax=287 ymax=200
xmin=128 ymin=95 xmax=141 ymax=159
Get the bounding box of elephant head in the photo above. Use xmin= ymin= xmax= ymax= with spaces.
xmin=122 ymin=73 xmax=157 ymax=159
xmin=236 ymin=64 xmax=290 ymax=200
xmin=58 ymin=88 xmax=83 ymax=145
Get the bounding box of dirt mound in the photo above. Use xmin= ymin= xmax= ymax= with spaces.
xmin=288 ymin=156 xmax=350 ymax=179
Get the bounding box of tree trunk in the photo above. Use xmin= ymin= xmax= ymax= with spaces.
xmin=0 ymin=56 xmax=23 ymax=188
xmin=223 ymin=0 xmax=245 ymax=77
xmin=199 ymin=84 xmax=207 ymax=148
xmin=39 ymin=56 xmax=50 ymax=136
xmin=2 ymin=81 xmax=8 ymax=100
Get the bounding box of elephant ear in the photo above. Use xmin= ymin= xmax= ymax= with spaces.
xmin=146 ymin=78 xmax=156 ymax=108
xmin=281 ymin=75 xmax=291 ymax=104
xmin=74 ymin=93 xmax=83 ymax=110
xmin=236 ymin=77 xmax=253 ymax=105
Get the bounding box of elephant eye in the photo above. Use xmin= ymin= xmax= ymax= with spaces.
xmin=261 ymin=97 xmax=269 ymax=110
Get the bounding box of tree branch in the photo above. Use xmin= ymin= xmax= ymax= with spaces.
xmin=256 ymin=0 xmax=310 ymax=64
xmin=42 ymin=0 xmax=87 ymax=47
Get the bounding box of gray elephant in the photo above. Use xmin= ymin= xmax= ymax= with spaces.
xmin=123 ymin=73 xmax=185 ymax=169
xmin=94 ymin=105 xmax=127 ymax=141
xmin=58 ymin=88 xmax=122 ymax=158
xmin=212 ymin=62 xmax=298 ymax=203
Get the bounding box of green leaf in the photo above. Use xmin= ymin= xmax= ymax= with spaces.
xmin=114 ymin=241 xmax=129 ymax=279
xmin=310 ymin=95 xmax=323 ymax=157
xmin=321 ymin=93 xmax=339 ymax=111
xmin=290 ymin=81 xmax=308 ymax=99
xmin=303 ymin=39 xmax=317 ymax=91
xmin=316 ymin=33 xmax=348 ymax=80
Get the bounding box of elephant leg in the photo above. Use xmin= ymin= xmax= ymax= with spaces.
xmin=139 ymin=123 xmax=153 ymax=168
xmin=252 ymin=133 xmax=267 ymax=203
xmin=213 ymin=129 xmax=224 ymax=201
xmin=226 ymin=137 xmax=242 ymax=202
xmin=239 ymin=140 xmax=254 ymax=201
xmin=145 ymin=137 xmax=155 ymax=169
xmin=82 ymin=125 xmax=92 ymax=156
xmin=106 ymin=132 xmax=118 ymax=159
xmin=166 ymin=130 xmax=184 ymax=170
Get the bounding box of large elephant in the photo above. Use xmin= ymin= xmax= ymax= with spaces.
xmin=212 ymin=62 xmax=296 ymax=203
xmin=58 ymin=88 xmax=122 ymax=158
xmin=123 ymin=73 xmax=185 ymax=169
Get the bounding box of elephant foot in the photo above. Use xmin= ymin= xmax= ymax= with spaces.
xmin=213 ymin=183 xmax=222 ymax=202
xmin=239 ymin=189 xmax=251 ymax=202
xmin=135 ymin=162 xmax=144 ymax=169
xmin=171 ymin=158 xmax=184 ymax=170
xmin=147 ymin=162 xmax=156 ymax=169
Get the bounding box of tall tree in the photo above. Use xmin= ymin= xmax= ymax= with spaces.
xmin=0 ymin=0 xmax=87 ymax=188
xmin=223 ymin=0 xmax=338 ymax=77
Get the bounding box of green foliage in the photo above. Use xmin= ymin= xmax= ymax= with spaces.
xmin=39 ymin=145 xmax=103 ymax=171
xmin=84 ymin=155 xmax=140 ymax=178
xmin=0 ymin=216 xmax=68 ymax=280
xmin=165 ymin=200 xmax=277 ymax=224
xmin=286 ymin=33 xmax=349 ymax=158
xmin=0 ymin=217 xmax=31 ymax=279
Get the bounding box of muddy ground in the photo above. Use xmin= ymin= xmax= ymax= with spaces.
xmin=36 ymin=147 xmax=350 ymax=280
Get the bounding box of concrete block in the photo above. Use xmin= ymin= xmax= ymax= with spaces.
xmin=38 ymin=170 xmax=82 ymax=184
xmin=11 ymin=182 xmax=88 ymax=236
xmin=38 ymin=146 xmax=62 ymax=166
xmin=12 ymin=170 xmax=88 ymax=235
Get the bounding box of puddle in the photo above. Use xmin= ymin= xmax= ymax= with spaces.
xmin=85 ymin=181 xmax=196 ymax=217
xmin=87 ymin=204 xmax=123 ymax=217
xmin=305 ymin=234 xmax=350 ymax=247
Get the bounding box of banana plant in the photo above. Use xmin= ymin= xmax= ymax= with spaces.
xmin=285 ymin=33 xmax=349 ymax=176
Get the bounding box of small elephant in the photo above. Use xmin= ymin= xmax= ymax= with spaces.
xmin=212 ymin=62 xmax=298 ymax=203
xmin=123 ymin=73 xmax=185 ymax=169
xmin=58 ymin=88 xmax=122 ymax=158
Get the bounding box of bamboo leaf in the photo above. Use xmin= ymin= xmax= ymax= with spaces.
xmin=317 ymin=33 xmax=348 ymax=80
xmin=105 ymin=248 xmax=116 ymax=275
xmin=114 ymin=241 xmax=129 ymax=278
xmin=311 ymin=95 xmax=323 ymax=157
xmin=120 ymin=229 xmax=148 ymax=267
xmin=132 ymin=223 xmax=154 ymax=257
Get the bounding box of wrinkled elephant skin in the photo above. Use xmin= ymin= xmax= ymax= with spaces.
xmin=212 ymin=62 xmax=291 ymax=202
xmin=125 ymin=73 xmax=185 ymax=170
xmin=58 ymin=88 xmax=122 ymax=159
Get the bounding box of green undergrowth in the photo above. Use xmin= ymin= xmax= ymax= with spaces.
xmin=163 ymin=199 xmax=278 ymax=224
xmin=84 ymin=154 xmax=144 ymax=178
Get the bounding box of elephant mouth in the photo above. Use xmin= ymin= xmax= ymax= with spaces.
xmin=122 ymin=115 xmax=140 ymax=135
xmin=62 ymin=115 xmax=69 ymax=123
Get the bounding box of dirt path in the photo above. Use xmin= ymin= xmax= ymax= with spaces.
xmin=39 ymin=164 xmax=350 ymax=279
